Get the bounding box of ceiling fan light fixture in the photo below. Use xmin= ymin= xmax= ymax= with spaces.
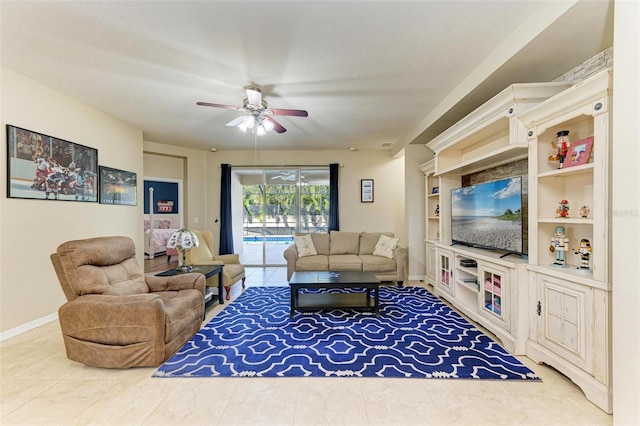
xmin=198 ymin=86 xmax=307 ymax=135
xmin=263 ymin=118 xmax=275 ymax=132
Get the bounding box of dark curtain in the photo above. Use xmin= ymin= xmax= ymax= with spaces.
xmin=219 ymin=163 xmax=234 ymax=254
xmin=329 ymin=163 xmax=340 ymax=231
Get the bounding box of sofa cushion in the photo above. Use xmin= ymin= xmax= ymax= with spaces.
xmin=360 ymin=254 xmax=398 ymax=273
xmin=329 ymin=231 xmax=360 ymax=255
xmin=294 ymin=234 xmax=317 ymax=257
xmin=296 ymin=255 xmax=329 ymax=272
xmin=359 ymin=232 xmax=394 ymax=255
xmin=329 ymin=254 xmax=363 ymax=271
xmin=296 ymin=232 xmax=330 ymax=255
xmin=373 ymin=234 xmax=399 ymax=258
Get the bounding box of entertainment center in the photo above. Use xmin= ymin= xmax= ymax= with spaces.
xmin=420 ymin=69 xmax=612 ymax=413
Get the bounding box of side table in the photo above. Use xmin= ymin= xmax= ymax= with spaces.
xmin=156 ymin=264 xmax=225 ymax=308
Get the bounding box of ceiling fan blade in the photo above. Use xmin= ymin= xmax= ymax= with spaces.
xmin=246 ymin=87 xmax=262 ymax=106
xmin=265 ymin=116 xmax=287 ymax=133
xmin=225 ymin=116 xmax=247 ymax=127
xmin=196 ymin=101 xmax=241 ymax=111
xmin=267 ymin=107 xmax=309 ymax=117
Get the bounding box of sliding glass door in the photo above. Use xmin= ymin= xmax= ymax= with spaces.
xmin=236 ymin=167 xmax=329 ymax=266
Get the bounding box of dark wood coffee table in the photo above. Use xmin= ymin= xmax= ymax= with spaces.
xmin=289 ymin=271 xmax=380 ymax=318
xmin=156 ymin=264 xmax=225 ymax=307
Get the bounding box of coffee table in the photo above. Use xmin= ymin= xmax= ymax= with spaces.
xmin=289 ymin=271 xmax=380 ymax=318
xmin=156 ymin=264 xmax=225 ymax=307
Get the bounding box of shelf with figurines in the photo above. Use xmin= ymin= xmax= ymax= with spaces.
xmin=540 ymin=132 xmax=595 ymax=176
xmin=538 ymin=201 xmax=594 ymax=224
xmin=533 ymin=221 xmax=598 ymax=282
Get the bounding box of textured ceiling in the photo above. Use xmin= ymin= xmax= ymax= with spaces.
xmin=0 ymin=1 xmax=612 ymax=153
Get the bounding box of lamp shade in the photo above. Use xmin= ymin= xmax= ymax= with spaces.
xmin=166 ymin=228 xmax=199 ymax=251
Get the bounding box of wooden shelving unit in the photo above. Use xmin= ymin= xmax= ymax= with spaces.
xmin=520 ymin=69 xmax=612 ymax=413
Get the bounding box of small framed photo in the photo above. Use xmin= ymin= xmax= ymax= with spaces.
xmin=432 ymin=187 xmax=439 ymax=194
xmin=563 ymin=136 xmax=594 ymax=169
xmin=99 ymin=165 xmax=137 ymax=205
xmin=6 ymin=125 xmax=98 ymax=202
xmin=361 ymin=179 xmax=374 ymax=203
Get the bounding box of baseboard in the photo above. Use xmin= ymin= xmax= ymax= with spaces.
xmin=0 ymin=312 xmax=58 ymax=342
xmin=407 ymin=274 xmax=426 ymax=282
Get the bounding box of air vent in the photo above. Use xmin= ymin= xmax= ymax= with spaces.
xmin=380 ymin=142 xmax=393 ymax=149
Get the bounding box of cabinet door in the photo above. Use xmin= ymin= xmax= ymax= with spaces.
xmin=436 ymin=248 xmax=454 ymax=296
xmin=426 ymin=243 xmax=436 ymax=284
xmin=535 ymin=273 xmax=593 ymax=374
xmin=478 ymin=263 xmax=510 ymax=331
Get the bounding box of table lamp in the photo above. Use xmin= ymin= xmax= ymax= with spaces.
xmin=166 ymin=228 xmax=199 ymax=272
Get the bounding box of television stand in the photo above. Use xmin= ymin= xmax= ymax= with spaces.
xmin=499 ymin=251 xmax=522 ymax=259
xmin=432 ymin=242 xmax=528 ymax=355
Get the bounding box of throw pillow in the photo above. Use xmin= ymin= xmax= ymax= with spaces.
xmin=373 ymin=234 xmax=399 ymax=259
xmin=295 ymin=234 xmax=318 ymax=258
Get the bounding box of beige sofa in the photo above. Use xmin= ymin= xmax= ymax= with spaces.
xmin=283 ymin=231 xmax=407 ymax=285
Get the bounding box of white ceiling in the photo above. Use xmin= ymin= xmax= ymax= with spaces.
xmin=0 ymin=1 xmax=612 ymax=154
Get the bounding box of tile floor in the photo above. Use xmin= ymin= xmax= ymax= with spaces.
xmin=1 ymin=267 xmax=613 ymax=425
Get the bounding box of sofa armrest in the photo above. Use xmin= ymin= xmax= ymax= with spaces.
xmin=58 ymin=294 xmax=165 ymax=344
xmin=145 ymin=273 xmax=206 ymax=295
xmin=283 ymin=243 xmax=299 ymax=280
xmin=393 ymin=246 xmax=408 ymax=281
xmin=283 ymin=243 xmax=299 ymax=261
xmin=213 ymin=254 xmax=240 ymax=264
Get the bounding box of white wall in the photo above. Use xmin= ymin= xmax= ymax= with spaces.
xmin=143 ymin=145 xmax=407 ymax=257
xmin=0 ymin=67 xmax=143 ymax=335
xmin=404 ymin=145 xmax=434 ymax=280
xmin=611 ymin=0 xmax=640 ymax=423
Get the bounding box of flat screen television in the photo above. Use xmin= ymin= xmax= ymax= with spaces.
xmin=451 ymin=177 xmax=523 ymax=256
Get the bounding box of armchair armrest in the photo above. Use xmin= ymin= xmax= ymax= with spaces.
xmin=58 ymin=294 xmax=165 ymax=344
xmin=213 ymin=254 xmax=240 ymax=264
xmin=145 ymin=273 xmax=206 ymax=295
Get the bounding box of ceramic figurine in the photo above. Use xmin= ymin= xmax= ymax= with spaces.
xmin=580 ymin=205 xmax=590 ymax=218
xmin=550 ymin=226 xmax=569 ymax=268
xmin=556 ymin=199 xmax=570 ymax=218
xmin=574 ymin=239 xmax=592 ymax=271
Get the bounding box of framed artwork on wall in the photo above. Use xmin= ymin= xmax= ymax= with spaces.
xmin=563 ymin=136 xmax=594 ymax=169
xmin=361 ymin=179 xmax=374 ymax=203
xmin=99 ymin=166 xmax=137 ymax=205
xmin=6 ymin=125 xmax=98 ymax=202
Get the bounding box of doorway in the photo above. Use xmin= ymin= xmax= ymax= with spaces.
xmin=235 ymin=167 xmax=330 ymax=266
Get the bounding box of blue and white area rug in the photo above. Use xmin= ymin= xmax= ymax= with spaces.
xmin=153 ymin=286 xmax=539 ymax=380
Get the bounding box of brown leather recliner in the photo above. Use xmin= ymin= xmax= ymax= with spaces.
xmin=50 ymin=236 xmax=205 ymax=368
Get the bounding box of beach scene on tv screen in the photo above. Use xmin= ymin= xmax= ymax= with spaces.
xmin=451 ymin=177 xmax=523 ymax=253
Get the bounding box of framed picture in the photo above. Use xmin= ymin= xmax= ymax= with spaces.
xmin=99 ymin=166 xmax=137 ymax=205
xmin=432 ymin=187 xmax=439 ymax=194
xmin=563 ymin=136 xmax=594 ymax=169
xmin=361 ymin=179 xmax=374 ymax=203
xmin=6 ymin=125 xmax=98 ymax=202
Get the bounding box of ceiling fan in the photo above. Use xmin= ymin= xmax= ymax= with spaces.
xmin=197 ymin=87 xmax=308 ymax=135
xmin=271 ymin=171 xmax=301 ymax=181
